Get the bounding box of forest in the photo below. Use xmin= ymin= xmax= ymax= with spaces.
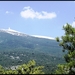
xmin=0 ymin=23 xmax=75 ymax=74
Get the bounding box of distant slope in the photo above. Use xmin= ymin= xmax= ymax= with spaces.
xmin=0 ymin=28 xmax=65 ymax=74
xmin=0 ymin=28 xmax=63 ymax=57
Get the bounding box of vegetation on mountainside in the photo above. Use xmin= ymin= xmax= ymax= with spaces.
xmin=1 ymin=23 xmax=75 ymax=74
xmin=0 ymin=60 xmax=44 ymax=74
xmin=0 ymin=31 xmax=65 ymax=74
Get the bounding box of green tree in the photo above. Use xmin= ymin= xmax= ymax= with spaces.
xmin=0 ymin=60 xmax=44 ymax=74
xmin=16 ymin=60 xmax=44 ymax=74
xmin=0 ymin=65 xmax=5 ymax=74
xmin=55 ymin=23 xmax=75 ymax=74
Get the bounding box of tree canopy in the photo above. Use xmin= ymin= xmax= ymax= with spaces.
xmin=0 ymin=60 xmax=44 ymax=74
xmin=55 ymin=23 xmax=75 ymax=74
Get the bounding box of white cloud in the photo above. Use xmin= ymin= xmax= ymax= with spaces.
xmin=20 ymin=6 xmax=57 ymax=19
xmin=63 ymin=21 xmax=75 ymax=27
xmin=72 ymin=21 xmax=75 ymax=27
xmin=5 ymin=11 xmax=13 ymax=14
xmin=63 ymin=23 xmax=67 ymax=27
xmin=6 ymin=11 xmax=9 ymax=14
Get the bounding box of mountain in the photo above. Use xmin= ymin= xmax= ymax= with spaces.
xmin=0 ymin=28 xmax=55 ymax=40
xmin=0 ymin=28 xmax=65 ymax=74
xmin=0 ymin=28 xmax=29 ymax=37
xmin=0 ymin=28 xmax=62 ymax=56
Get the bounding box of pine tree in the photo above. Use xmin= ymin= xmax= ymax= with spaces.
xmin=16 ymin=60 xmax=44 ymax=74
xmin=0 ymin=60 xmax=44 ymax=74
xmin=0 ymin=65 xmax=5 ymax=74
xmin=55 ymin=23 xmax=75 ymax=74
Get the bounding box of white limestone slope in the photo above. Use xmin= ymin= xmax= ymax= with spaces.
xmin=31 ymin=35 xmax=55 ymax=40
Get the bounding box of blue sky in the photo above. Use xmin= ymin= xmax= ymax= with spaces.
xmin=0 ymin=1 xmax=75 ymax=38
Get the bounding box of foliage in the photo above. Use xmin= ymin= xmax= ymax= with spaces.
xmin=0 ymin=65 xmax=5 ymax=74
xmin=0 ymin=60 xmax=44 ymax=74
xmin=0 ymin=31 xmax=65 ymax=74
xmin=55 ymin=23 xmax=75 ymax=74
xmin=16 ymin=60 xmax=44 ymax=74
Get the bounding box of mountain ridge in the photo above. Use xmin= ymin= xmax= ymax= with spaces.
xmin=31 ymin=35 xmax=55 ymax=40
xmin=0 ymin=28 xmax=55 ymax=40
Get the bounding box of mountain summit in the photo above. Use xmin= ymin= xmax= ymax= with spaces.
xmin=1 ymin=27 xmax=20 ymax=32
xmin=0 ymin=28 xmax=28 ymax=37
xmin=0 ymin=28 xmax=55 ymax=40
